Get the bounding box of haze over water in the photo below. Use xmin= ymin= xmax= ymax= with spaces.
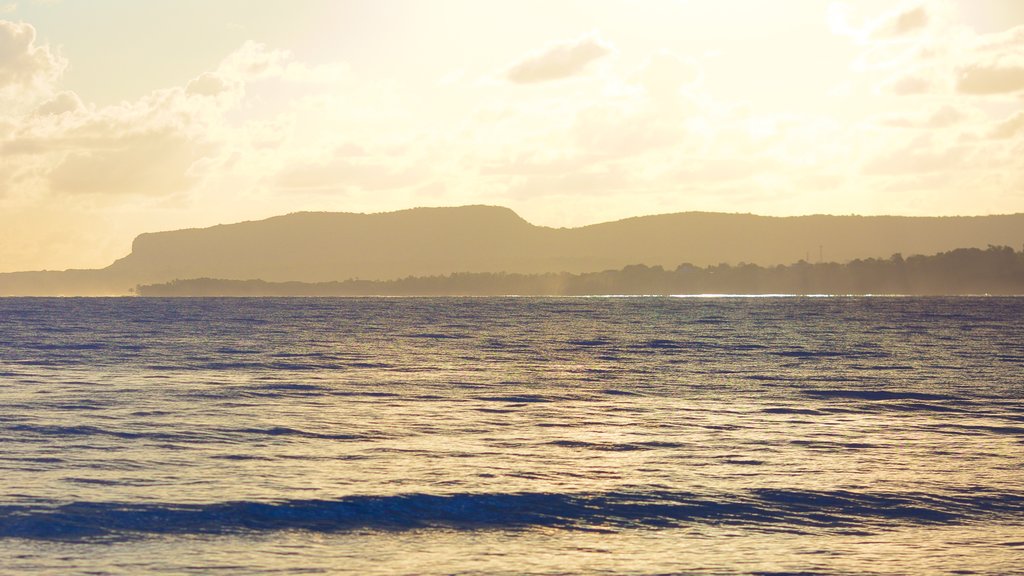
xmin=1 ymin=296 xmax=1022 ymax=575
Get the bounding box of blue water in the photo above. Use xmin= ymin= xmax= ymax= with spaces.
xmin=0 ymin=297 xmax=1022 ymax=575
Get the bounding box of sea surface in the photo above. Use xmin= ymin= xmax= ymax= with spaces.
xmin=0 ymin=296 xmax=1022 ymax=575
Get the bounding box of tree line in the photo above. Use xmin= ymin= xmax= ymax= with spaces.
xmin=136 ymin=245 xmax=1024 ymax=296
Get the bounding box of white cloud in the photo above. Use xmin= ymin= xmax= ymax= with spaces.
xmin=0 ymin=19 xmax=64 ymax=90
xmin=505 ymin=33 xmax=612 ymax=84
xmin=216 ymin=40 xmax=291 ymax=81
xmin=185 ymin=72 xmax=231 ymax=97
xmin=214 ymin=40 xmax=348 ymax=86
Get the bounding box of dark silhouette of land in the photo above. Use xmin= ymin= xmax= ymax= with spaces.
xmin=139 ymin=245 xmax=1024 ymax=296
xmin=2 ymin=206 xmax=1024 ymax=295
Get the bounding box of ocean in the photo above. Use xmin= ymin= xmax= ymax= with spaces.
xmin=0 ymin=296 xmax=1022 ymax=575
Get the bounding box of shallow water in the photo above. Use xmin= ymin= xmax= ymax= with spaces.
xmin=0 ymin=297 xmax=1022 ymax=574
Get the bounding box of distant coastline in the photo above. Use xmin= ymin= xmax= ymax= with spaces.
xmin=5 ymin=206 xmax=1024 ymax=296
xmin=136 ymin=245 xmax=1024 ymax=297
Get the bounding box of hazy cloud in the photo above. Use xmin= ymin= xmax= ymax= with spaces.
xmin=572 ymin=103 xmax=686 ymax=157
xmin=33 ymin=90 xmax=82 ymax=115
xmin=186 ymin=72 xmax=230 ymax=97
xmin=672 ymin=155 xmax=779 ymax=185
xmin=506 ymin=34 xmax=611 ymax=84
xmin=973 ymin=24 xmax=1024 ymax=53
xmin=504 ymin=165 xmax=629 ymax=199
xmin=2 ymin=36 xmax=373 ymax=207
xmin=957 ymin=64 xmax=1024 ymax=94
xmin=849 ymin=8 xmax=1024 ymax=99
xmin=276 ymin=156 xmax=425 ymax=193
xmin=0 ymin=20 xmax=64 ymax=88
xmin=863 ymin=139 xmax=966 ymax=175
xmin=871 ymin=5 xmax=929 ymax=38
xmin=636 ymin=51 xmax=699 ymax=101
xmin=883 ymin=73 xmax=932 ymax=95
xmin=482 ymin=152 xmax=594 ymax=177
xmin=921 ymin=105 xmax=965 ymax=128
xmin=48 ymin=131 xmax=201 ymax=196
xmin=875 ymin=106 xmax=965 ymax=129
xmin=217 ymin=40 xmax=291 ymax=81
xmin=990 ymin=111 xmax=1024 ymax=139
xmin=956 ymin=24 xmax=1024 ymax=94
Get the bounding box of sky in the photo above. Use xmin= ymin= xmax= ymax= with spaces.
xmin=1 ymin=0 xmax=1024 ymax=272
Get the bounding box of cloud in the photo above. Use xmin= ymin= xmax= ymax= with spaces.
xmin=0 ymin=19 xmax=65 ymax=89
xmin=275 ymin=155 xmax=425 ymax=193
xmin=989 ymin=111 xmax=1024 ymax=139
xmin=635 ymin=51 xmax=699 ymax=101
xmin=481 ymin=152 xmax=594 ymax=177
xmin=212 ymin=40 xmax=345 ymax=86
xmin=216 ymin=40 xmax=291 ymax=81
xmin=505 ymin=34 xmax=611 ymax=84
xmin=973 ymin=24 xmax=1024 ymax=53
xmin=875 ymin=105 xmax=965 ymax=129
xmin=186 ymin=72 xmax=231 ymax=97
xmin=48 ymin=130 xmax=203 ymax=196
xmin=33 ymin=90 xmax=82 ymax=115
xmin=551 ymin=51 xmax=700 ymax=159
xmin=955 ymin=24 xmax=1024 ymax=95
xmin=846 ymin=10 xmax=1024 ymax=98
xmin=870 ymin=5 xmax=929 ymax=38
xmin=672 ymin=155 xmax=779 ymax=185
xmin=503 ymin=164 xmax=629 ymax=199
xmin=1 ymin=35 xmax=380 ymax=205
xmin=572 ymin=102 xmax=687 ymax=157
xmin=862 ymin=138 xmax=967 ymax=175
xmin=956 ymin=64 xmax=1024 ymax=94
xmin=920 ymin=105 xmax=965 ymax=128
xmin=882 ymin=73 xmax=932 ymax=95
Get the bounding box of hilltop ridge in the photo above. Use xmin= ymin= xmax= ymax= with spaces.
xmin=2 ymin=205 xmax=1024 ymax=295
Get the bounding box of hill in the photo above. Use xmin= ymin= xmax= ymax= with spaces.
xmin=3 ymin=206 xmax=1024 ymax=295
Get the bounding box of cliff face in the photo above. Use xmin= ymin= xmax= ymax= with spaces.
xmin=105 ymin=206 xmax=554 ymax=284
xmin=3 ymin=205 xmax=1024 ymax=295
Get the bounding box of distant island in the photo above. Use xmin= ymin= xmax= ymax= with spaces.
xmin=137 ymin=246 xmax=1024 ymax=296
xmin=3 ymin=206 xmax=1024 ymax=296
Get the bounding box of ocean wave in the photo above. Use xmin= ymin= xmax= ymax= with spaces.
xmin=3 ymin=424 xmax=371 ymax=442
xmin=3 ymin=489 xmax=1022 ymax=541
xmin=801 ymin=390 xmax=960 ymax=401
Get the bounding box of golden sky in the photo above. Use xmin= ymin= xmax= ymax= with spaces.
xmin=1 ymin=0 xmax=1023 ymax=272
